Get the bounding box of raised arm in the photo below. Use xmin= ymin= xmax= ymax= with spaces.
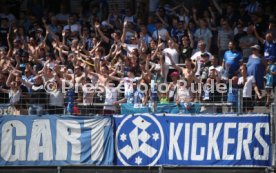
xmin=253 ymin=83 xmax=262 ymax=99
xmin=120 ymin=21 xmax=128 ymax=43
xmin=187 ymin=29 xmax=194 ymax=48
xmin=7 ymin=23 xmax=13 ymax=57
xmin=192 ymin=8 xmax=200 ymax=26
xmin=253 ymin=27 xmax=265 ymax=43
xmin=155 ymin=11 xmax=169 ymax=28
xmin=167 ymin=53 xmax=182 ymax=72
xmin=211 ymin=0 xmax=222 ymax=15
xmin=171 ymin=2 xmax=184 ymax=11
xmin=104 ymin=73 xmax=121 ymax=82
xmin=145 ymin=54 xmax=152 ymax=74
xmin=95 ymin=23 xmax=110 ymax=43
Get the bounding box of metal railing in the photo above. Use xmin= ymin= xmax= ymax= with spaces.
xmin=0 ymin=88 xmax=272 ymax=115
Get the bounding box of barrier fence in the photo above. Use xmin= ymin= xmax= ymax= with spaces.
xmin=0 ymin=88 xmax=272 ymax=115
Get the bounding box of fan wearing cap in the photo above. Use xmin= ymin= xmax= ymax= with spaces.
xmin=264 ymin=56 xmax=276 ymax=107
xmin=194 ymin=52 xmax=211 ymax=81
xmin=239 ymin=25 xmax=258 ymax=62
xmin=191 ymin=40 xmax=212 ymax=66
xmin=247 ymin=44 xmax=265 ymax=90
xmin=35 ymin=27 xmax=44 ymax=44
xmin=202 ymin=65 xmax=222 ymax=105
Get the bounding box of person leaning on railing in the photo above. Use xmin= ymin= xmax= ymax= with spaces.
xmin=175 ymin=78 xmax=195 ymax=111
xmin=20 ymin=75 xmax=47 ymax=116
xmin=238 ymin=64 xmax=262 ymax=113
xmin=0 ymin=81 xmax=21 ymax=115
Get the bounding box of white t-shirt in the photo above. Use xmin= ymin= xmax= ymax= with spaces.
xmin=104 ymin=86 xmax=117 ymax=111
xmin=122 ymin=77 xmax=136 ymax=95
xmin=238 ymin=75 xmax=255 ymax=98
xmin=140 ymin=34 xmax=152 ymax=45
xmin=63 ymin=24 xmax=81 ymax=32
xmin=163 ymin=47 xmax=179 ymax=68
xmin=124 ymin=16 xmax=135 ymax=23
xmin=191 ymin=51 xmax=212 ymax=76
xmin=209 ymin=65 xmax=224 ymax=78
xmin=125 ymin=31 xmax=135 ymax=42
xmin=191 ymin=51 xmax=212 ymax=62
xmin=49 ymin=90 xmax=64 ymax=107
xmin=152 ymin=28 xmax=168 ymax=41
xmin=56 ymin=13 xmax=69 ymax=22
xmin=194 ymin=28 xmax=213 ymax=50
xmin=82 ymin=87 xmax=94 ymax=106
xmin=126 ymin=44 xmax=138 ymax=55
xmin=9 ymin=90 xmax=21 ymax=105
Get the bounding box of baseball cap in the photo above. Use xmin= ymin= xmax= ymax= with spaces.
xmin=266 ymin=56 xmax=276 ymax=61
xmin=170 ymin=71 xmax=179 ymax=77
xmin=209 ymin=66 xmax=216 ymax=71
xmin=201 ymin=52 xmax=210 ymax=57
xmin=251 ymin=44 xmax=260 ymax=50
xmin=36 ymin=28 xmax=43 ymax=32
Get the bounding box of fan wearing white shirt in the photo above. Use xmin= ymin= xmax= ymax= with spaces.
xmin=63 ymin=15 xmax=81 ymax=37
xmin=191 ymin=40 xmax=212 ymax=76
xmin=121 ymin=21 xmax=139 ymax=56
xmin=238 ymin=65 xmax=262 ymax=113
xmin=163 ymin=39 xmax=179 ymax=82
xmin=152 ymin=20 xmax=169 ymax=41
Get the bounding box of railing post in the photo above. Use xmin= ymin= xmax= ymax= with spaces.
xmin=57 ymin=166 xmax=61 ymax=173
xmin=238 ymin=89 xmax=243 ymax=114
xmin=158 ymin=165 xmax=163 ymax=173
xmin=271 ymin=87 xmax=276 ymax=169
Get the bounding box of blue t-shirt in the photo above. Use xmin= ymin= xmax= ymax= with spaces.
xmin=266 ymin=63 xmax=276 ymax=86
xmin=247 ymin=56 xmax=265 ymax=89
xmin=264 ymin=40 xmax=276 ymax=60
xmin=125 ymin=89 xmax=144 ymax=104
xmin=223 ymin=50 xmax=242 ymax=76
xmin=227 ymin=86 xmax=239 ymax=106
xmin=147 ymin=24 xmax=156 ymax=35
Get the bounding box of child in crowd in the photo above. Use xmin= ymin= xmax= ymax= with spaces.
xmin=264 ymin=56 xmax=276 ymax=107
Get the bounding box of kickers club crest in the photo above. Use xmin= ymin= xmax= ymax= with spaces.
xmin=116 ymin=114 xmax=164 ymax=166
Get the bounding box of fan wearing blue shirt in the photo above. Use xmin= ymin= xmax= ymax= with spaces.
xmin=254 ymin=29 xmax=276 ymax=62
xmin=222 ymin=41 xmax=242 ymax=78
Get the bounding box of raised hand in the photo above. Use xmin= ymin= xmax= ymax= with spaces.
xmin=95 ymin=22 xmax=100 ymax=29
xmin=123 ymin=20 xmax=128 ymax=28
xmin=62 ymin=30 xmax=66 ymax=37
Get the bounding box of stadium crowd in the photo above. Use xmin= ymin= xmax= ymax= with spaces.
xmin=0 ymin=0 xmax=275 ymax=115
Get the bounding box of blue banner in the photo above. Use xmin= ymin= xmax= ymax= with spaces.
xmin=120 ymin=103 xmax=201 ymax=114
xmin=114 ymin=114 xmax=271 ymax=166
xmin=0 ymin=115 xmax=114 ymax=166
